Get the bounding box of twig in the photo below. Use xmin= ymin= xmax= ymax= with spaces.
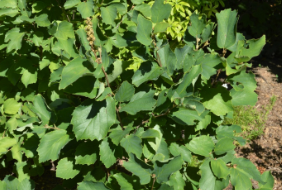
xmin=151 ymin=34 xmax=162 ymax=67
xmin=151 ymin=176 xmax=156 ymax=190
xmin=2 ymin=130 xmax=5 ymax=138
xmin=134 ymin=119 xmax=150 ymax=134
xmin=55 ymin=0 xmax=71 ymax=22
xmin=116 ymin=107 xmax=124 ymax=130
xmin=152 ymin=104 xmax=176 ymax=118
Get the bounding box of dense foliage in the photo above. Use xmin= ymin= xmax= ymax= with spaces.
xmin=225 ymin=0 xmax=282 ymax=56
xmin=0 ymin=0 xmax=275 ymax=189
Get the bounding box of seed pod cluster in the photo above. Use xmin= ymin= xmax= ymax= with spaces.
xmin=85 ymin=17 xmax=95 ymax=46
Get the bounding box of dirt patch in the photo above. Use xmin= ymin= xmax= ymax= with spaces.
xmin=235 ymin=58 xmax=282 ymax=189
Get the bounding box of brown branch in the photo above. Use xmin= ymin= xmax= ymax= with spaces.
xmin=151 ymin=175 xmax=156 ymax=190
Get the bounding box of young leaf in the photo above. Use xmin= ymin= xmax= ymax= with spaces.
xmin=4 ymin=28 xmax=25 ymax=53
xmin=3 ymin=98 xmax=21 ymax=115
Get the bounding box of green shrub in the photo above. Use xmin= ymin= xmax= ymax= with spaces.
xmin=0 ymin=0 xmax=274 ymax=189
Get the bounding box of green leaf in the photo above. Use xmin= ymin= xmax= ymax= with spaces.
xmin=123 ymin=153 xmax=153 ymax=185
xmin=113 ymin=173 xmax=134 ymax=190
xmin=169 ymin=143 xmax=192 ymax=163
xmin=56 ymin=157 xmax=81 ymax=179
xmin=109 ymin=126 xmax=134 ymax=145
xmin=186 ymin=136 xmax=214 ymax=157
xmin=120 ymin=90 xmax=156 ymax=115
xmin=75 ymin=141 xmax=98 ymax=165
xmin=35 ymin=14 xmax=50 ymax=27
xmin=201 ymin=85 xmax=233 ymax=116
xmin=3 ymin=98 xmax=21 ymax=115
xmin=115 ymin=81 xmax=135 ymax=102
xmin=214 ymin=137 xmax=235 ymax=155
xmin=21 ymin=67 xmax=38 ymax=88
xmin=136 ymin=14 xmax=152 ymax=45
xmin=72 ymin=97 xmax=116 ymax=141
xmin=188 ymin=13 xmax=206 ymax=38
xmin=230 ymin=167 xmax=252 ymax=190
xmin=158 ymin=44 xmax=177 ymax=76
xmin=237 ymin=35 xmax=266 ymax=62
xmin=11 ymin=143 xmax=22 ymax=163
xmin=232 ymin=157 xmax=265 ymax=184
xmin=174 ymin=65 xmax=202 ymax=98
xmin=59 ymin=57 xmax=93 ymax=89
xmin=28 ymin=94 xmax=56 ymax=125
xmin=64 ymin=0 xmax=81 ymax=9
xmin=154 ymin=22 xmax=170 ymax=33
xmin=21 ymin=133 xmax=40 ymax=158
xmin=259 ymin=171 xmax=274 ymax=190
xmin=101 ymin=6 xmax=117 ymax=26
xmin=37 ymin=129 xmax=71 ymax=163
xmin=0 ymin=8 xmax=18 ymax=17
xmin=199 ymin=160 xmax=216 ymax=190
xmin=153 ymin=155 xmax=183 ymax=183
xmin=32 ymin=1 xmax=47 ymax=13
xmin=151 ymin=0 xmax=171 ymax=23
xmin=131 ymin=0 xmax=145 ymax=5
xmin=78 ymin=181 xmax=110 ymax=190
xmin=120 ymin=134 xmax=142 ymax=158
xmin=0 ymin=137 xmax=18 ymax=155
xmin=211 ymin=159 xmax=229 ymax=179
xmin=54 ymin=21 xmax=75 ymax=40
xmin=18 ymin=178 xmax=35 ymax=190
xmin=171 ymin=108 xmax=204 ymax=126
xmin=99 ymin=138 xmax=117 ymax=168
xmin=0 ymin=0 xmax=17 ymax=8
xmin=77 ymin=0 xmax=94 ymax=19
xmin=132 ymin=61 xmax=163 ymax=87
xmin=76 ymin=28 xmax=91 ymax=51
xmin=4 ymin=28 xmax=25 ymax=53
xmin=216 ymin=9 xmax=238 ymax=49
xmin=166 ymin=171 xmax=185 ymax=190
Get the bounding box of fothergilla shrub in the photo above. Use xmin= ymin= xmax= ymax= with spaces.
xmin=0 ymin=0 xmax=274 ymax=189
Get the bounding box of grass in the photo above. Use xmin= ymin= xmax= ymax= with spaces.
xmin=223 ymin=95 xmax=277 ymax=142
